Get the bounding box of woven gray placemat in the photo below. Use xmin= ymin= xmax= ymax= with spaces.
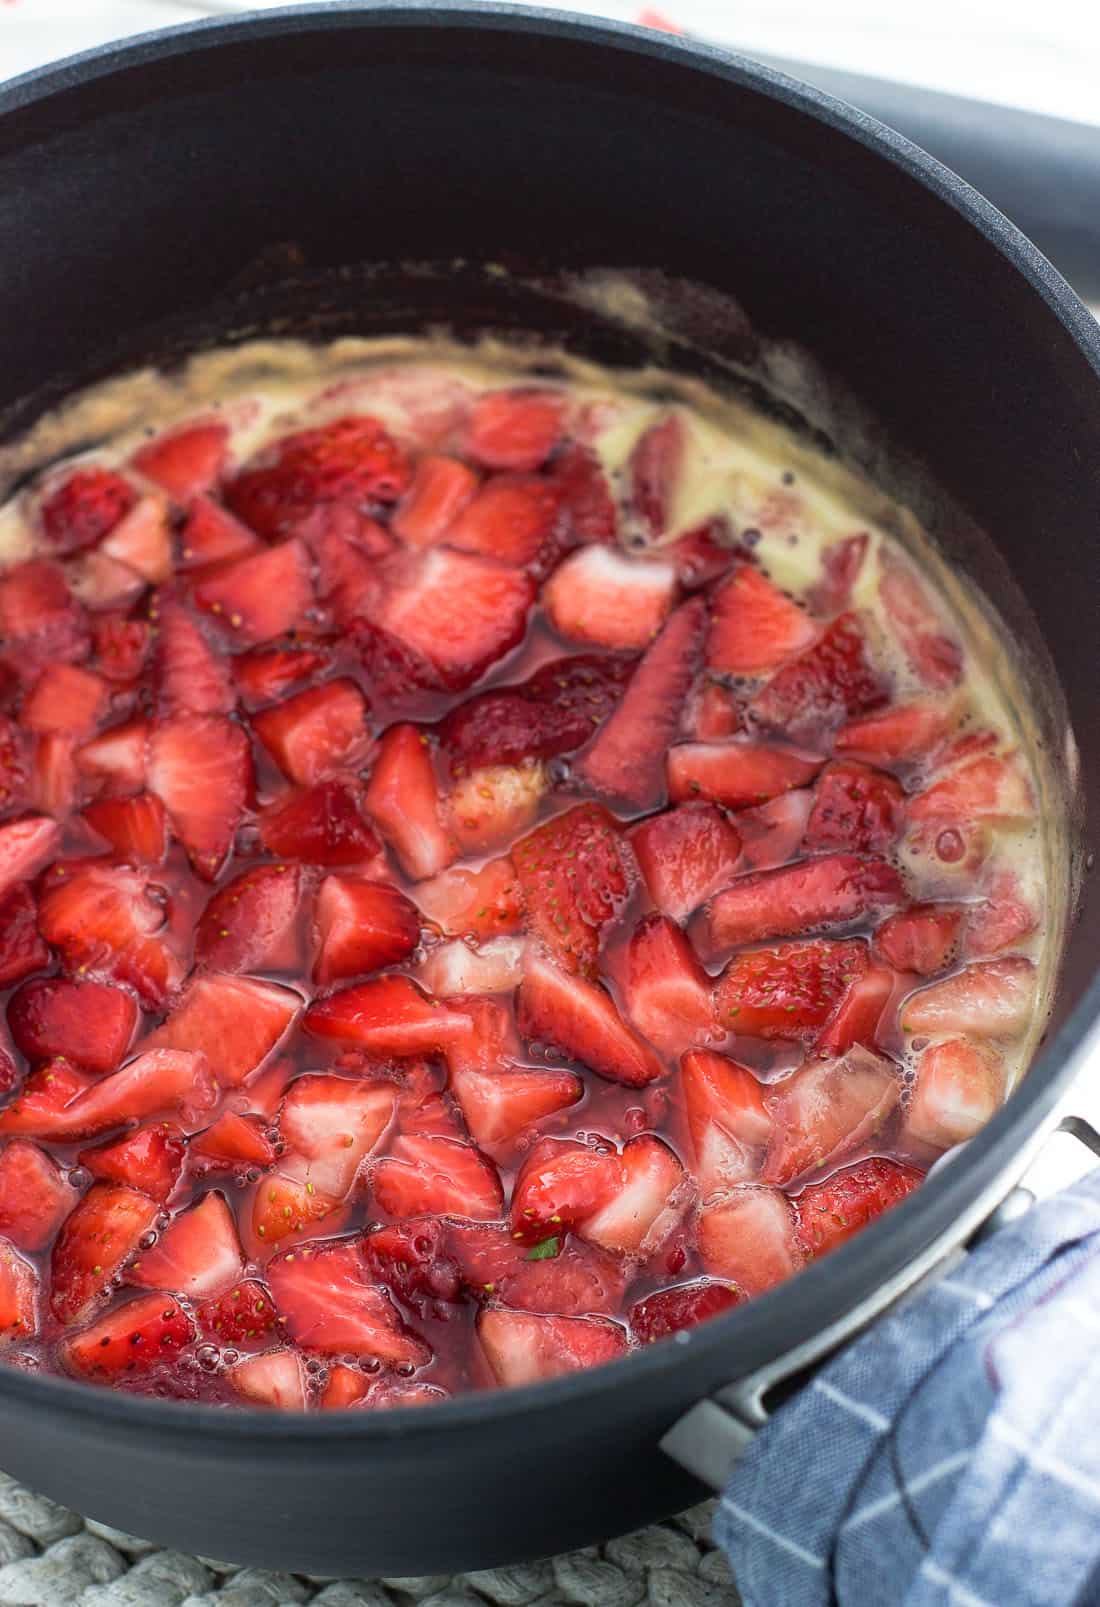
xmin=0 ymin=1477 xmax=739 ymax=1607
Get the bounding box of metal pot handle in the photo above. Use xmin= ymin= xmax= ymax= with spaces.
xmin=661 ymin=1110 xmax=1100 ymax=1492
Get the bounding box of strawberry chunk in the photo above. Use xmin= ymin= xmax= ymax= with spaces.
xmin=548 ymin=443 xmax=618 ymax=547
xmin=681 ymin=1049 xmax=773 ymax=1193
xmin=40 ymin=467 xmax=137 ymax=556
xmin=629 ymin=413 xmax=684 ymax=538
xmin=233 ymin=645 xmax=333 ymax=709
xmin=512 ymin=803 xmax=633 ymax=978
xmin=689 ymin=679 xmax=741 ymax=740
xmin=714 ymin=940 xmax=868 ymax=1041
xmin=446 ymin=762 xmax=547 ymax=855
xmin=874 ymin=904 xmax=963 ymax=975
xmin=92 ymin=614 xmax=151 ymax=683
xmin=82 ymin=793 xmax=168 ymax=864
xmin=578 ymin=1135 xmax=689 ymax=1257
xmin=0 ymin=1058 xmax=95 ymax=1138
xmin=697 ymin=854 xmax=904 ymax=952
xmin=228 ymin=1349 xmax=306 ymax=1409
xmin=697 ymin=1187 xmax=803 ymax=1295
xmin=154 ymin=599 xmax=235 ymax=717
xmin=0 ymin=815 xmax=62 ymax=901
xmin=31 ymin=733 xmax=78 ymax=821
xmin=748 ymin=613 xmax=886 ymax=741
xmin=0 ymin=1241 xmax=38 ymax=1344
xmin=418 ymin=935 xmax=525 ymax=996
xmin=510 ymin=1137 xmax=619 ymax=1242
xmin=347 ymin=619 xmax=442 ymax=711
xmin=313 ymin=875 xmax=420 ymax=984
xmin=623 ymin=914 xmax=714 ymax=1058
xmin=129 ymin=1190 xmax=244 ymax=1298
xmin=665 ymin=518 xmax=738 ymax=591
xmin=148 ymin=714 xmax=251 ymax=879
xmin=250 ymin=1174 xmax=340 ymax=1250
xmin=794 ymin=1156 xmax=923 ymax=1257
xmin=0 ymin=1049 xmax=215 ymax=1141
xmin=60 ymin=1292 xmax=192 ymax=1378
xmin=667 ymin=741 xmax=822 ymax=809
xmin=0 ymin=718 xmax=30 ymax=818
xmin=258 ymin=779 xmax=381 ymax=866
xmin=178 ymin=495 xmax=262 ymax=569
xmin=99 ymin=496 xmax=172 ymax=583
xmin=79 ymin=1122 xmax=185 ymax=1203
xmin=516 ymin=950 xmax=663 ymax=1088
xmin=193 ymin=539 xmax=314 ymax=646
xmin=438 ymin=653 xmax=635 ymax=773
xmin=0 ymin=559 xmax=89 ymax=665
xmin=479 ymin=1240 xmax=627 ymax=1317
xmin=807 ymin=531 xmax=870 ymax=616
xmin=67 ymin=551 xmax=145 ymax=615
xmin=414 ymin=857 xmax=524 ymax=941
xmin=543 ymin=546 xmax=676 ymax=650
xmin=0 ymin=1140 xmax=77 ymax=1250
xmin=37 ymin=861 xmax=182 ymax=1007
xmin=576 ymin=597 xmax=706 ymax=809
xmin=707 ymin=567 xmax=817 ymax=674
xmin=198 ymin=1279 xmax=279 ymax=1349
xmin=195 ymin=863 xmax=304 ymax=974
xmin=268 ymin=1237 xmax=431 ymax=1364
xmin=450 ymin=1060 xmax=581 ymax=1151
xmin=445 ymin=475 xmax=560 ymax=566
xmin=8 ymin=978 xmax=138 ymax=1074
xmin=879 ymin=551 xmax=963 ymax=689
xmin=277 ymin=1074 xmax=395 ymax=1202
xmin=465 ymin=389 xmax=563 ymax=471
xmin=900 ymin=958 xmax=1036 ymax=1039
xmin=50 ymin=1181 xmax=160 ymax=1322
xmin=23 ymin=663 xmax=107 ymax=737
xmin=815 ymin=962 xmax=896 ymax=1057
xmin=901 ymin=1038 xmax=1007 ymax=1154
xmin=391 ymin=454 xmax=479 ymax=546
xmin=304 ymin=975 xmax=469 ymax=1055
xmin=804 ymin=759 xmax=905 ymax=854
xmin=226 ymin=415 xmax=410 ymax=539
xmin=364 ymin=723 xmax=457 ymax=880
xmin=0 ymin=884 xmax=49 ymax=987
xmin=631 ymin=802 xmax=742 ymax=923
xmin=373 ymin=1133 xmax=504 ymax=1221
xmin=965 ymin=868 xmax=1039 ymax=957
xmin=763 ymin=1045 xmax=901 ymax=1186
xmin=835 ymin=697 xmax=958 ymax=761
xmin=907 ymin=754 xmax=1034 ymax=826
xmin=190 ymin=1112 xmax=277 ymax=1177
xmin=631 ymin=1280 xmax=744 ymax=1342
xmin=253 ymin=678 xmax=370 ymax=786
xmin=477 ymin=1309 xmax=627 ymax=1386
xmin=362 ymin=1218 xmax=461 ymax=1314
xmin=76 ymin=720 xmax=149 ymax=794
xmin=145 ymin=973 xmax=301 ymax=1087
xmin=132 ymin=421 xmax=229 ymax=502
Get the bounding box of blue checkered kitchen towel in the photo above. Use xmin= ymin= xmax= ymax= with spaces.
xmin=715 ymin=1169 xmax=1100 ymax=1607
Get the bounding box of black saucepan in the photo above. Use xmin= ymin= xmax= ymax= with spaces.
xmin=0 ymin=2 xmax=1097 ymax=1577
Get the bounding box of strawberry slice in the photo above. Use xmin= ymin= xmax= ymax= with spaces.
xmin=23 ymin=663 xmax=107 ymax=737
xmin=707 ymin=567 xmax=817 ymax=674
xmin=807 ymin=531 xmax=870 ymax=616
xmin=815 ymin=962 xmax=895 ymax=1057
xmin=78 ymin=1122 xmax=185 ymax=1203
xmin=477 ymin=1309 xmax=627 ymax=1387
xmin=794 ymin=1156 xmax=923 ymax=1257
xmin=31 ymin=733 xmax=78 ymax=820
xmin=873 ymin=904 xmax=963 ymax=975
xmin=900 ymin=957 xmax=1036 ymax=1039
xmin=277 ymin=1074 xmax=395 ymax=1201
xmin=178 ymin=495 xmax=263 ymax=569
xmin=445 ymin=476 xmax=560 ymax=566
xmin=145 ymin=973 xmax=301 ymax=1087
xmin=227 ymin=1349 xmax=306 ymax=1409
xmin=226 ymin=415 xmax=410 ymax=539
xmin=762 ymin=1045 xmax=901 ymax=1186
xmin=0 ymin=883 xmax=49 ymax=987
xmin=446 ymin=762 xmax=547 ymax=855
xmin=511 ymin=804 xmax=634 ymax=980
xmin=579 ymin=1135 xmax=690 ymax=1257
xmin=129 ymin=1190 xmax=244 ymax=1298
xmin=901 ymin=1038 xmax=1006 ymax=1154
xmin=631 ymin=802 xmax=742 ymax=923
xmin=0 ymin=815 xmax=61 ymax=901
xmin=576 ymin=597 xmax=706 ymax=809
xmin=92 ymin=614 xmax=152 ymax=683
xmin=0 ymin=1240 xmax=38 ymax=1344
xmin=630 ymin=1280 xmax=744 ymax=1342
xmin=623 ymin=914 xmax=714 ymax=1058
xmin=266 ymin=1237 xmax=431 ymax=1363
xmin=50 ymin=1181 xmax=160 ymax=1322
xmin=37 ymin=861 xmax=182 ymax=1007
xmin=907 ymin=753 xmax=1034 ymax=826
xmin=0 ymin=1140 xmax=77 ymax=1250
xmin=82 ymin=793 xmax=168 ymax=864
xmin=714 ymin=939 xmax=868 ymax=1041
xmin=76 ymin=720 xmax=149 ymax=794
xmin=516 ymin=950 xmax=663 ymax=1087
xmin=391 ymin=454 xmax=479 ymax=546
xmin=60 ymin=1292 xmax=193 ymax=1378
xmin=548 ymin=443 xmax=618 ymax=547
xmin=450 ymin=1059 xmax=582 ymax=1151
xmin=418 ymin=935 xmax=525 ymax=996
xmin=99 ymin=496 xmax=172 ymax=583
xmin=441 ymin=653 xmax=635 ymax=775
xmin=415 ymin=856 xmax=524 ymax=941
xmin=8 ymin=977 xmax=138 ymax=1074
xmin=465 ymin=389 xmax=563 ymax=471
xmin=313 ymin=875 xmax=420 ymax=984
xmin=0 ymin=1049 xmax=215 ymax=1141
xmin=629 ymin=413 xmax=684 ymax=538
xmin=748 ymin=613 xmax=886 ymax=741
xmin=132 ymin=421 xmax=229 ymax=502
xmin=193 ymin=538 xmax=314 ymax=646
xmin=190 ymin=1112 xmax=277 ymax=1177
xmin=0 ymin=1057 xmax=95 ymax=1138
xmin=680 ymin=1049 xmax=773 ymax=1193
xmin=510 ymin=1137 xmax=619 ymax=1242
xmin=194 ymin=863 xmax=304 ymax=974
xmin=697 ymin=854 xmax=904 ymax=952
xmin=40 ymin=467 xmax=137 ymax=556
xmin=258 ymin=778 xmax=382 ymax=866
xmin=233 ymin=645 xmax=333 ymax=709
xmin=689 ymin=679 xmax=741 ymax=740
xmin=304 ymin=974 xmax=470 ymax=1055
xmin=373 ymin=1133 xmax=504 ymax=1221
xmin=667 ymin=741 xmax=822 ymax=809
xmin=803 ymin=759 xmax=905 ymax=854
xmin=965 ymin=868 xmax=1039 ymax=957
xmin=0 ymin=558 xmax=89 ymax=665
xmin=664 ymin=518 xmax=738 ymax=591
xmin=364 ymin=723 xmax=457 ymax=880
xmin=253 ymin=678 xmax=370 ymax=787
xmin=543 ymin=546 xmax=676 ymax=650
xmin=697 ymin=1187 xmax=803 ymax=1295
xmin=154 ymin=599 xmax=235 ymax=717
xmin=148 ymin=714 xmax=251 ymax=879
xmin=197 ymin=1279 xmax=279 ymax=1349
xmin=834 ymin=697 xmax=958 ymax=761
xmin=878 ymin=551 xmax=963 ymax=689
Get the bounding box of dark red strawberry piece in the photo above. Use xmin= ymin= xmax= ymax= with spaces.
xmin=266 ymin=1236 xmax=431 ymax=1363
xmin=40 ymin=467 xmax=137 ymax=556
xmin=197 ymin=1279 xmax=279 ymax=1348
xmin=445 ymin=475 xmax=560 ymax=567
xmin=874 ymin=904 xmax=963 ymax=975
xmin=8 ymin=977 xmax=138 ymax=1074
xmin=0 ymin=1139 xmax=77 ymax=1250
xmin=714 ymin=939 xmax=868 ymax=1040
xmin=665 ymin=517 xmax=739 ymax=591
xmin=512 ymin=803 xmax=633 ymax=979
xmin=807 ymin=531 xmax=869 ymax=616
xmin=23 ymin=663 xmax=107 ymax=738
xmin=82 ymin=793 xmax=168 ymax=864
xmin=630 ymin=413 xmax=684 ymax=538
xmin=439 ymin=653 xmax=634 ymax=774
xmin=496 ymin=1242 xmax=627 ymax=1317
xmin=478 ymin=1308 xmax=627 ymax=1386
xmin=548 ymin=442 xmax=618 ymax=546
xmin=803 ymin=759 xmax=905 ymax=854
xmin=0 ymin=559 xmax=90 ymax=665
xmin=258 ymin=778 xmax=382 ymax=867
xmin=543 ymin=545 xmax=677 ymax=651
xmin=697 ymin=853 xmax=904 ymax=953
xmin=900 ymin=1038 xmax=1006 ymax=1154
xmin=50 ymin=1180 xmax=160 ymax=1322
xmin=707 ymin=566 xmax=817 ymax=674
xmin=0 ymin=717 xmax=30 ymax=818
xmin=304 ymin=975 xmax=469 ymax=1056
xmin=878 ymin=551 xmax=963 ymax=689
xmin=391 ymin=454 xmax=479 ymax=546
xmin=667 ymin=741 xmax=822 ymax=809
xmin=465 ymin=390 xmax=563 ymax=472
xmin=815 ymin=962 xmax=895 ymax=1057
xmin=623 ymin=914 xmax=714 ymax=1059
xmin=793 ymin=1156 xmax=923 ymax=1258
xmin=60 ymin=1292 xmax=193 ymax=1378
xmin=226 ymin=415 xmax=411 ymax=539
xmin=516 ymin=950 xmax=663 ymax=1088
xmin=307 ymin=516 xmax=391 ymax=628
xmin=312 ymin=875 xmax=420 ymax=984
xmin=362 ymin=1218 xmax=462 ymax=1314
xmin=154 ymin=598 xmax=235 ymax=717
xmin=630 ymin=1280 xmax=743 ymax=1342
xmin=132 ymin=420 xmax=228 ymax=502
xmin=37 ymin=861 xmax=182 ymax=1007
xmin=178 ymin=495 xmax=262 ymax=569
xmin=414 ymin=856 xmax=525 ymax=941
xmin=194 ymin=863 xmax=304 ymax=973
xmin=148 ymin=714 xmax=251 ymax=879
xmin=631 ymin=801 xmax=742 ymax=922
xmin=144 ymin=973 xmax=300 ymax=1088
xmin=233 ymin=645 xmax=334 ymax=709
xmin=130 ymin=1190 xmax=244 ymax=1298
xmin=0 ymin=883 xmax=49 ymax=987
xmin=92 ymin=614 xmax=152 ymax=683
xmin=79 ymin=1122 xmax=186 ymax=1203
xmin=763 ymin=1045 xmax=901 ymax=1186
xmin=190 ymin=1112 xmax=277 ymax=1176
xmin=364 ymin=723 xmax=456 ymax=880
xmin=748 ymin=611 xmax=887 ymax=743
xmin=193 ymin=539 xmax=314 ymax=647
xmin=697 ymin=1187 xmax=803 ymax=1296
xmin=343 ymin=621 xmax=437 ymax=716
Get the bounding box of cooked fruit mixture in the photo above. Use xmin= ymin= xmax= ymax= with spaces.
xmin=0 ymin=341 xmax=1052 ymax=1410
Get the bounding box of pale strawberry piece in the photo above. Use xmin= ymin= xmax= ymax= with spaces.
xmin=748 ymin=612 xmax=886 ymax=742
xmin=578 ymin=1135 xmax=689 ymax=1257
xmin=446 ymin=762 xmax=548 ymax=854
xmin=253 ymin=678 xmax=370 ymax=787
xmin=445 ymin=476 xmax=560 ymax=566
xmin=79 ymin=1122 xmax=186 ymax=1203
xmin=258 ymin=779 xmax=382 ymax=867
xmin=965 ymin=868 xmax=1039 ymax=957
xmin=178 ymin=495 xmax=263 ymax=569
xmin=148 ymin=714 xmax=251 ymax=879
xmin=465 ymin=390 xmax=563 ymax=471
xmin=873 ymin=904 xmax=963 ymax=975
xmin=392 ymin=454 xmax=479 ymax=545
xmin=667 ymin=741 xmax=822 ymax=809
xmin=37 ymin=861 xmax=183 ymax=1007
xmin=193 ymin=539 xmax=314 ymax=646
xmin=698 ymin=853 xmax=904 ymax=953
xmin=879 ymin=550 xmax=963 ymax=689
xmin=8 ymin=977 xmax=138 ymax=1074
xmin=900 ymin=958 xmax=1036 ymax=1039
xmin=630 ymin=413 xmax=684 ymax=539
xmin=0 ymin=1241 xmax=38 ymax=1345
xmin=0 ymin=815 xmax=61 ymax=901
xmin=67 ymin=550 xmax=146 ymax=614
xmin=623 ymin=914 xmax=714 ymax=1059
xmin=364 ymin=723 xmax=457 ymax=880
xmin=815 ymin=962 xmax=896 ymax=1057
xmin=130 ymin=1190 xmax=244 ymax=1298
xmin=807 ymin=531 xmax=870 ymax=616
xmin=543 ymin=545 xmax=676 ymax=650
xmin=908 ymin=754 xmax=1034 ymax=827
xmin=99 ymin=495 xmax=173 ymax=583
xmin=154 ymin=598 xmax=235 ymax=717
xmin=512 ymin=803 xmax=633 ymax=980
xmin=418 ymin=936 xmax=525 ymax=997
xmin=50 ymin=1181 xmax=159 ymax=1322
xmin=31 ymin=733 xmax=78 ymax=820
xmin=414 ymin=856 xmax=524 ymax=941
xmin=793 ymin=1156 xmax=923 ymax=1257
xmin=516 ymin=950 xmax=663 ymax=1088
xmin=706 ymin=566 xmax=817 ymax=674
xmin=194 ymin=863 xmax=304 ymax=974
xmin=277 ymin=1074 xmax=395 ymax=1201
xmin=145 ymin=974 xmax=300 ymax=1088
xmin=76 ymin=720 xmax=149 ymax=793
xmin=735 ymin=790 xmax=816 ymax=872
xmin=803 ymin=759 xmax=905 ymax=854
xmin=834 ymin=697 xmax=957 ymax=761
xmin=228 ymin=1349 xmax=306 ymax=1410
xmin=763 ymin=1045 xmax=902 ymax=1186
xmin=22 ymin=663 xmax=107 ymax=737
xmin=373 ymin=1133 xmax=504 ymax=1221
xmin=901 ymin=1038 xmax=1007 ymax=1153
xmin=631 ymin=801 xmax=742 ymax=922
xmin=0 ymin=1140 xmax=77 ymax=1250
xmin=313 ymin=875 xmax=420 ymax=984
xmin=0 ymin=558 xmax=89 ymax=665
xmin=681 ymin=1050 xmax=773 ymax=1194
xmin=690 ymin=679 xmax=742 ymax=740
xmin=477 ymin=1309 xmax=627 ymax=1387
xmin=304 ymin=974 xmax=470 ymax=1055
xmin=450 ymin=1061 xmax=582 ymax=1151
xmin=132 ymin=421 xmax=229 ymax=502
xmin=82 ymin=793 xmax=168 ymax=864
xmin=61 ymin=1292 xmax=192 ymax=1378
xmin=697 ymin=1187 xmax=803 ymax=1295
xmin=269 ymin=1237 xmax=432 ymax=1364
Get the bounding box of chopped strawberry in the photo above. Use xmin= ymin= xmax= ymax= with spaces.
xmin=576 ymin=598 xmax=706 ymax=809
xmin=510 ymin=1137 xmax=618 ymax=1242
xmin=193 ymin=539 xmax=314 ymax=646
xmin=548 ymin=443 xmax=618 ymax=546
xmin=510 ymin=803 xmax=629 ymax=977
xmin=697 ymin=854 xmax=904 ymax=952
xmin=40 ymin=467 xmax=137 ymax=556
xmin=67 ymin=551 xmax=146 ymax=614
xmin=307 ymin=517 xmax=392 ymax=629
xmin=418 ymin=935 xmax=525 ymax=997
xmin=362 ymin=1219 xmax=461 ymax=1313
xmin=516 ymin=950 xmax=663 ymax=1088
xmin=250 ymin=1173 xmax=340 ymax=1250
xmin=665 ymin=518 xmax=738 ymax=591
xmin=630 ymin=1280 xmax=744 ymax=1342
xmin=450 ymin=1060 xmax=581 ymax=1151
xmin=0 ymin=1057 xmax=94 ymax=1138
xmin=763 ymin=1045 xmax=901 ymax=1186
xmin=30 ymin=732 xmax=77 ymax=819
xmin=697 ymin=1186 xmax=803 ymax=1295
xmin=0 ymin=1239 xmax=38 ymax=1343
xmin=578 ymin=1135 xmax=689 ymax=1257
xmin=439 ymin=653 xmax=634 ymax=774
xmin=391 ymin=455 xmax=479 ymax=546
xmin=879 ymin=551 xmax=963 ymax=689
xmin=312 ymin=875 xmax=419 ymax=985
xmin=132 ymin=421 xmax=229 ymax=502
xmin=415 ymin=856 xmax=524 ymax=941
xmin=258 ymin=779 xmax=381 ymax=867
xmin=154 ymin=599 xmax=235 ymax=717
xmin=680 ymin=1049 xmax=773 ymax=1193
xmin=178 ymin=495 xmax=262 ymax=568
xmin=194 ymin=863 xmax=304 ymax=974
xmin=667 ymin=741 xmax=822 ymax=809
xmin=0 ymin=558 xmax=89 ymax=666
xmin=277 ymin=1074 xmax=395 ymax=1202
xmin=267 ymin=1237 xmax=431 ymax=1363
xmin=226 ymin=1349 xmax=305 ymax=1410
xmin=8 ymin=977 xmax=138 ymax=1074
xmin=965 ymin=868 xmax=1039 ymax=957
xmin=190 ymin=1112 xmax=277 ymax=1176
xmin=807 ymin=532 xmax=869 ymax=616
xmin=794 ymin=1156 xmax=923 ymax=1257
xmin=623 ymin=915 xmax=714 ymax=1058
xmin=873 ymin=904 xmax=963 ymax=975
xmin=446 ymin=762 xmax=547 ymax=855
xmin=0 ymin=883 xmax=49 ymax=987
xmin=901 ymin=1038 xmax=1007 ymax=1154
xmin=900 ymin=957 xmax=1036 ymax=1039
xmin=631 ymin=802 xmax=742 ymax=923
xmin=145 ymin=973 xmax=301 ymax=1087
xmin=815 ymin=962 xmax=895 ymax=1057
xmin=907 ymin=754 xmax=1034 ymax=826
xmin=79 ymin=1122 xmax=185 ymax=1203
xmin=690 ymin=680 xmax=741 ymax=740
xmin=443 ymin=996 xmax=521 ymax=1075
xmin=0 ymin=815 xmax=61 ymax=902
xmin=364 ymin=724 xmax=457 ymax=880
xmin=129 ymin=1190 xmax=244 ymax=1298
xmin=253 ymin=678 xmax=370 ymax=786
xmin=23 ymin=663 xmax=107 ymax=737
xmin=197 ymin=1279 xmax=279 ymax=1348
xmin=707 ymin=567 xmax=817 ymax=674
xmin=0 ymin=1049 xmax=215 ymax=1141
xmin=82 ymin=793 xmax=168 ymax=864
xmin=50 ymin=1181 xmax=160 ymax=1322
xmin=0 ymin=1140 xmax=77 ymax=1250
xmin=465 ymin=389 xmax=563 ymax=471
xmin=713 ymin=940 xmax=868 ymax=1041
xmin=445 ymin=475 xmax=560 ymax=566
xmin=0 ymin=717 xmax=30 ymax=817
xmin=304 ymin=974 xmax=469 ymax=1055
xmin=37 ymin=860 xmax=182 ymax=1007
xmin=99 ymin=496 xmax=172 ymax=583
xmin=748 ymin=613 xmax=886 ymax=741
xmin=477 ymin=1309 xmax=627 ymax=1387
xmin=347 ymin=619 xmax=442 ymax=710
xmin=497 ymin=1242 xmax=628 ymax=1317
xmin=92 ymin=614 xmax=151 ymax=683
xmin=803 ymin=760 xmax=905 ymax=853
xmin=320 ymin=1364 xmax=372 ymax=1408
xmin=835 ymin=697 xmax=958 ymax=761
xmin=76 ymin=720 xmax=149 ymax=794
xmin=148 ymin=714 xmax=251 ymax=879
xmin=543 ymin=546 xmax=676 ymax=650
xmin=373 ymin=1134 xmax=504 ymax=1221
xmin=226 ymin=415 xmax=410 ymax=539
xmin=60 ymin=1292 xmax=192 ymax=1378
xmin=233 ymin=645 xmax=333 ymax=709
xmin=630 ymin=413 xmax=684 ymax=538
